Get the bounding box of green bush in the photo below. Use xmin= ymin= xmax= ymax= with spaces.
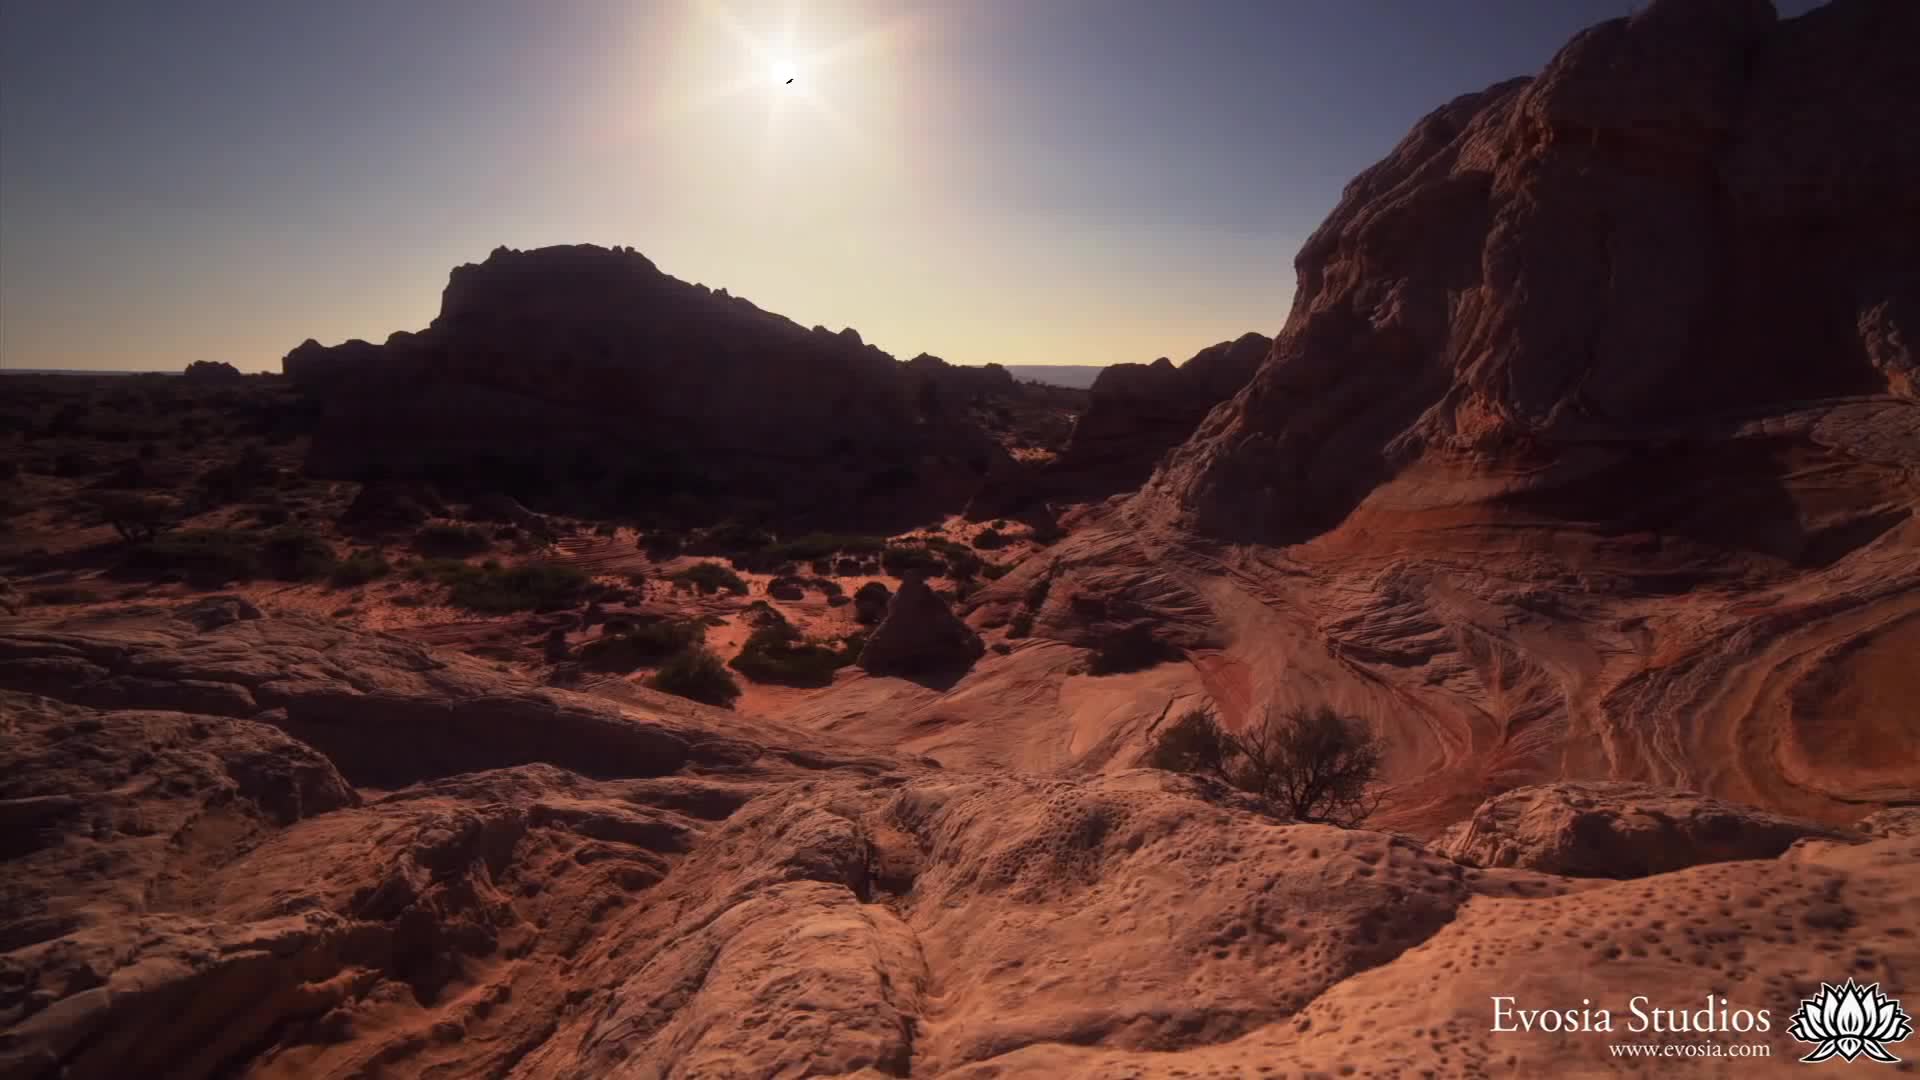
xmin=672 ymin=562 xmax=748 ymax=596
xmin=259 ymin=527 xmax=337 ymax=581
xmin=412 ymin=560 xmax=589 ymax=612
xmin=972 ymin=528 xmax=1009 ymax=550
xmin=118 ymin=528 xmax=263 ymax=585
xmin=854 ymin=581 xmax=892 ymax=625
xmin=90 ymin=492 xmax=178 ymax=543
xmin=578 ymin=617 xmax=707 ymax=672
xmin=329 ymin=550 xmax=391 ymax=587
xmin=413 ymin=523 xmax=492 ymax=557
xmin=691 ymin=521 xmax=774 ymax=554
xmin=880 ymin=544 xmax=944 ymax=577
xmin=762 ymin=532 xmax=887 ymax=562
xmin=728 ymin=623 xmax=858 ymax=687
xmin=649 ymin=646 xmax=742 ymax=707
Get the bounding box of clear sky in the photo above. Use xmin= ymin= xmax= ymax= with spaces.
xmin=0 ymin=1 xmax=1822 ymax=373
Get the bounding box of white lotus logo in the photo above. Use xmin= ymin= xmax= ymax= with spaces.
xmin=1788 ymin=980 xmax=1913 ymax=1064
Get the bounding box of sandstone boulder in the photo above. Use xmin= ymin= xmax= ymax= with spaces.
xmin=858 ymin=577 xmax=985 ymax=677
xmin=1438 ymin=781 xmax=1852 ymax=877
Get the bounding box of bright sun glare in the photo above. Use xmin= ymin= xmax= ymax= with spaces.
xmin=679 ymin=0 xmax=921 ymax=162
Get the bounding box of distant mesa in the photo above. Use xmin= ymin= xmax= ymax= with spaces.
xmin=183 ymin=359 xmax=243 ymax=381
xmin=1003 ymin=364 xmax=1107 ymax=390
xmin=283 ymin=244 xmax=1015 ymax=529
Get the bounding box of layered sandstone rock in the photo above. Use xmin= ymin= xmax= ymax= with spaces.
xmin=1436 ymin=781 xmax=1850 ymax=877
xmin=1138 ymin=0 xmax=1919 ymax=543
xmin=930 ymin=0 xmax=1920 ymax=836
xmin=3 ymin=605 xmax=1915 ymax=1077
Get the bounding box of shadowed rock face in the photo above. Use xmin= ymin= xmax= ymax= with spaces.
xmin=284 ymin=245 xmax=1008 ymax=528
xmin=1051 ymin=332 xmax=1271 ymax=499
xmin=859 ymin=577 xmax=985 ymax=677
xmin=1138 ymin=0 xmax=1920 ymax=543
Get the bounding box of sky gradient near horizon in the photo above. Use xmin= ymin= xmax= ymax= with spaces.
xmin=2 ymin=0 xmax=1824 ymax=373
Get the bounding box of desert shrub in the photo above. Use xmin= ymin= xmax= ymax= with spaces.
xmin=972 ymin=528 xmax=1009 ymax=551
xmin=95 ymin=458 xmax=170 ymax=490
xmin=672 ymin=562 xmax=748 ymax=596
xmin=1089 ymin=624 xmax=1180 ymax=674
xmin=922 ymin=537 xmax=983 ymax=578
xmin=247 ymin=501 xmax=291 ymax=527
xmin=1147 ymin=706 xmax=1383 ymax=827
xmin=981 ymin=562 xmax=1010 ymax=580
xmin=413 ymin=523 xmax=491 ymax=557
xmin=1006 ymin=610 xmax=1034 ymax=638
xmin=880 ymin=544 xmax=943 ymax=577
xmin=853 ymin=581 xmax=892 ymax=625
xmin=328 ymin=550 xmax=391 ymax=587
xmin=197 ymin=444 xmax=275 ymax=504
xmin=691 ymin=521 xmax=774 ymax=554
xmin=259 ymin=527 xmax=337 ymax=581
xmin=649 ymin=646 xmax=742 ymax=707
xmin=762 ymin=532 xmax=888 ymax=562
xmin=118 ymin=528 xmax=263 ymax=584
xmin=729 ymin=623 xmax=858 ymax=687
xmin=1146 ymin=707 xmax=1239 ymax=778
xmin=578 ymin=616 xmax=707 ymax=672
xmin=417 ymin=561 xmax=589 ymax=612
xmin=640 ymin=530 xmax=685 ymax=558
xmin=91 ymin=492 xmax=178 ymax=543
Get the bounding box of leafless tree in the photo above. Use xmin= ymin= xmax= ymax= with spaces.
xmin=1147 ymin=703 xmax=1385 ymax=827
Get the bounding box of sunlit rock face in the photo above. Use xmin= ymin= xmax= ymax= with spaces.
xmin=284 ymin=244 xmax=1007 ymax=527
xmin=1138 ymin=0 xmax=1920 ymax=543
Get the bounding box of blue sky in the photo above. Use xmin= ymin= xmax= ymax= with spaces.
xmin=0 ymin=1 xmax=1823 ymax=372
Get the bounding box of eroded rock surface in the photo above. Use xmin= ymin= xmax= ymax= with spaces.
xmin=4 ymin=606 xmax=1915 ymax=1078
xmin=1437 ymin=781 xmax=1851 ymax=877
